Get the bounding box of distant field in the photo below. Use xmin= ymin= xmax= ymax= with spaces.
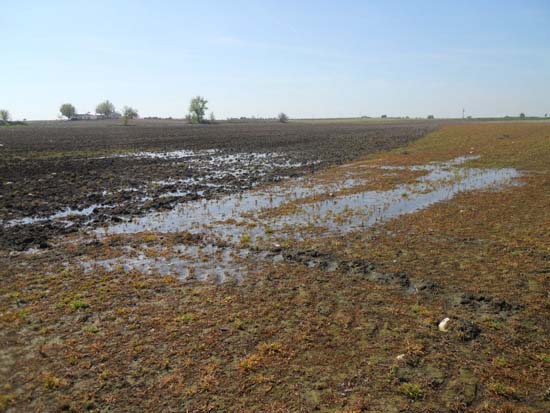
xmin=291 ymin=117 xmax=436 ymax=124
xmin=292 ymin=116 xmax=550 ymax=124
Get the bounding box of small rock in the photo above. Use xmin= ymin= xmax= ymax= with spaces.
xmin=396 ymin=354 xmax=406 ymax=362
xmin=439 ymin=317 xmax=451 ymax=332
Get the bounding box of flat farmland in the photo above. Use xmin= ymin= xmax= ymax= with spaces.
xmin=0 ymin=120 xmax=435 ymax=249
xmin=0 ymin=121 xmax=549 ymax=413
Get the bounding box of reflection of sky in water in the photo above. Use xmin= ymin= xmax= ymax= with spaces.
xmin=2 ymin=150 xmax=312 ymax=227
xmin=100 ymin=157 xmax=519 ymax=242
xmin=80 ymin=157 xmax=520 ymax=282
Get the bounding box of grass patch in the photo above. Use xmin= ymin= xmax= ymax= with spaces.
xmin=70 ymin=299 xmax=90 ymax=311
xmin=399 ymin=382 xmax=424 ymax=400
xmin=488 ymin=382 xmax=519 ymax=399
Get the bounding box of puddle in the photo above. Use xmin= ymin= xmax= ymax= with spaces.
xmin=3 ymin=150 xmax=314 ymax=228
xmin=98 ymin=159 xmax=518 ymax=240
xmin=82 ymin=157 xmax=520 ymax=282
xmin=144 ymin=151 xmax=314 ymax=195
xmin=81 ymin=244 xmax=260 ymax=283
xmin=104 ymin=148 xmax=309 ymax=169
xmin=129 ymin=149 xmax=217 ymax=159
xmin=3 ymin=204 xmax=111 ymax=227
xmin=274 ymin=167 xmax=519 ymax=236
xmin=96 ymin=178 xmax=364 ymax=236
xmin=99 ymin=149 xmax=217 ymax=160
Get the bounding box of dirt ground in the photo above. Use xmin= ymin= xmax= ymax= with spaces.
xmin=0 ymin=120 xmax=435 ymax=250
xmin=0 ymin=121 xmax=549 ymax=412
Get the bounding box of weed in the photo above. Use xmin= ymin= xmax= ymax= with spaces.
xmin=488 ymin=382 xmax=518 ymax=399
xmin=42 ymin=373 xmax=65 ymax=389
xmin=492 ymin=356 xmax=509 ymax=368
xmin=175 ymin=313 xmax=196 ymax=323
xmin=399 ymin=382 xmax=424 ymax=400
xmin=70 ymin=299 xmax=89 ymax=311
xmin=257 ymin=341 xmax=283 ymax=356
xmin=84 ymin=325 xmax=99 ymax=334
xmin=17 ymin=310 xmax=29 ymax=320
xmin=0 ymin=394 xmax=14 ymax=412
xmin=239 ymin=353 xmax=262 ymax=372
xmin=233 ymin=318 xmax=244 ymax=330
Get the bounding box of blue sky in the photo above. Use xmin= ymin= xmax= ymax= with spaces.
xmin=2 ymin=0 xmax=549 ymax=120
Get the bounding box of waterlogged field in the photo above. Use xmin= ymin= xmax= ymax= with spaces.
xmin=0 ymin=120 xmax=434 ymax=250
xmin=0 ymin=121 xmax=549 ymax=412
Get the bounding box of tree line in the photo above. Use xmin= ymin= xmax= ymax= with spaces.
xmin=59 ymin=100 xmax=138 ymax=126
xmin=1 ymin=97 xmax=290 ymax=126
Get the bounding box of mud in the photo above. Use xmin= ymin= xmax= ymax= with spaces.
xmin=0 ymin=120 xmax=436 ymax=249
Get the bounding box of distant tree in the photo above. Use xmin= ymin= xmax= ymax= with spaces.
xmin=278 ymin=112 xmax=289 ymax=123
xmin=0 ymin=109 xmax=10 ymax=122
xmin=209 ymin=112 xmax=216 ymax=123
xmin=122 ymin=106 xmax=138 ymax=126
xmin=427 ymin=114 xmax=435 ymax=119
xmin=188 ymin=96 xmax=208 ymax=124
xmin=519 ymin=113 xmax=526 ymax=119
xmin=59 ymin=103 xmax=76 ymax=119
xmin=96 ymin=100 xmax=115 ymax=117
xmin=381 ymin=114 xmax=387 ymax=119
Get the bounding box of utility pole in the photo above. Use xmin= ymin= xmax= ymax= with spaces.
xmin=462 ymin=108 xmax=465 ymax=119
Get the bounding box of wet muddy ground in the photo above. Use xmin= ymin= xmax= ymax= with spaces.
xmin=0 ymin=121 xmax=548 ymax=413
xmin=76 ymin=156 xmax=519 ymax=284
xmin=0 ymin=120 xmax=436 ymax=249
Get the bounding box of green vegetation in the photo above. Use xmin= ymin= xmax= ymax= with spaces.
xmin=122 ymin=106 xmax=138 ymax=126
xmin=83 ymin=325 xmax=99 ymax=334
xmin=488 ymin=382 xmax=518 ymax=399
xmin=70 ymin=299 xmax=90 ymax=311
xmin=59 ymin=103 xmax=76 ymax=119
xmin=399 ymin=382 xmax=424 ymax=400
xmin=0 ymin=109 xmax=10 ymax=121
xmin=188 ymin=96 xmax=208 ymax=124
xmin=96 ymin=100 xmax=116 ymax=117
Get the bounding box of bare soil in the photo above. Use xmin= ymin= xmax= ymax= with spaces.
xmin=0 ymin=120 xmax=435 ymax=250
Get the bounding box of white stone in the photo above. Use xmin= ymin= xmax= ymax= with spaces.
xmin=438 ymin=317 xmax=451 ymax=332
